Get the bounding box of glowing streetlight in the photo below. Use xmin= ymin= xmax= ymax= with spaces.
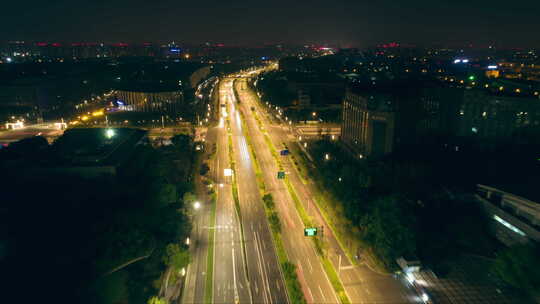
xmin=312 ymin=112 xmax=317 ymax=117
xmin=185 ymin=237 xmax=190 ymax=245
xmin=105 ymin=129 xmax=115 ymax=138
xmin=325 ymin=153 xmax=330 ymax=160
xmin=193 ymin=201 xmax=201 ymax=210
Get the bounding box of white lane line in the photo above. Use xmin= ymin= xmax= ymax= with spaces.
xmin=232 ymin=247 xmax=239 ymax=303
xmin=253 ymin=231 xmax=269 ymax=303
xmin=307 ymin=258 xmax=313 ymax=273
xmin=307 ymin=287 xmax=314 ymax=303
xmin=318 ymin=285 xmax=327 ymax=303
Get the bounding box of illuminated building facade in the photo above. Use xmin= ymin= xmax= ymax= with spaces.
xmin=115 ymin=89 xmax=184 ymax=114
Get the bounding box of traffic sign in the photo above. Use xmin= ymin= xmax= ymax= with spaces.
xmin=304 ymin=227 xmax=317 ymax=236
xmin=277 ymin=171 xmax=285 ymax=179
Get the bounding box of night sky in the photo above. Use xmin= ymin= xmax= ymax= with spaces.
xmin=2 ymin=0 xmax=540 ymax=47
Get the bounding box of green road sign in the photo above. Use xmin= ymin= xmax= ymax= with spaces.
xmin=304 ymin=227 xmax=317 ymax=236
xmin=277 ymin=171 xmax=285 ymax=179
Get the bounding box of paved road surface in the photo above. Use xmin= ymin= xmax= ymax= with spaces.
xmin=234 ymin=79 xmax=340 ymax=304
xmin=225 ymin=79 xmax=289 ymax=304
xmin=237 ymin=77 xmax=420 ymax=304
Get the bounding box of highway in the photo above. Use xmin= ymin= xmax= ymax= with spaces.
xmin=225 ymin=79 xmax=289 ymax=304
xmin=182 ymin=78 xmax=288 ymax=304
xmin=233 ymin=78 xmax=340 ymax=304
xmin=237 ymin=76 xmax=421 ymax=304
xmin=213 ymin=80 xmax=251 ymax=304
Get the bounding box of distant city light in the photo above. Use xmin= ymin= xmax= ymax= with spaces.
xmin=6 ymin=57 xmax=12 ymax=63
xmin=487 ymin=65 xmax=498 ymax=69
xmin=193 ymin=201 xmax=201 ymax=210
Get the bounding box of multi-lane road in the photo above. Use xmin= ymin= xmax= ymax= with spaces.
xmin=236 ymin=76 xmax=420 ymax=304
xmin=233 ymin=79 xmax=340 ymax=304
xmin=183 ymin=73 xmax=421 ymax=304
xmin=183 ymin=79 xmax=288 ymax=304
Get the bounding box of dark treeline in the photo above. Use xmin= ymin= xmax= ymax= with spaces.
xmin=308 ymin=130 xmax=540 ymax=298
xmin=0 ymin=134 xmax=195 ymax=304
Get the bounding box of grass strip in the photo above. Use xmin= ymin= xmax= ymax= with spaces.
xmin=322 ymin=257 xmax=351 ymax=304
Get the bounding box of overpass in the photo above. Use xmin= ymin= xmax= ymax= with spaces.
xmin=476 ymin=184 xmax=540 ymax=245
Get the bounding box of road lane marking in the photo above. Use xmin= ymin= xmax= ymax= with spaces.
xmin=232 ymin=247 xmax=239 ymax=303
xmin=307 ymin=287 xmax=314 ymax=303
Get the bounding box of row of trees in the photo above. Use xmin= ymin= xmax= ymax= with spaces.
xmin=0 ymin=134 xmax=196 ymax=304
xmin=307 ymin=138 xmax=540 ymax=298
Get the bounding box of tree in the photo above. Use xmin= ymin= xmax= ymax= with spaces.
xmin=268 ymin=212 xmax=281 ymax=233
xmin=492 ymin=244 xmax=540 ymax=296
xmin=263 ymin=194 xmax=275 ymax=210
xmin=147 ymin=296 xmax=168 ymax=304
xmin=163 ymin=243 xmax=191 ymax=271
xmin=183 ymin=192 xmax=196 ymax=206
xmin=200 ymin=162 xmax=210 ymax=176
xmin=360 ymin=196 xmax=416 ymax=269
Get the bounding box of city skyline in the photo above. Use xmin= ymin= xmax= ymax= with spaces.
xmin=2 ymin=0 xmax=540 ymax=48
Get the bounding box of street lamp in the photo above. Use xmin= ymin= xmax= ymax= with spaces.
xmin=312 ymin=112 xmax=317 ymax=117
xmin=193 ymin=201 xmax=201 ymax=210
xmin=105 ymin=129 xmax=115 ymax=139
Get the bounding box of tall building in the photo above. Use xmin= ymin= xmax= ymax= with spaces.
xmin=457 ymin=90 xmax=540 ymax=138
xmin=341 ymin=78 xmax=540 ymax=158
xmin=341 ymin=87 xmax=405 ymax=157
